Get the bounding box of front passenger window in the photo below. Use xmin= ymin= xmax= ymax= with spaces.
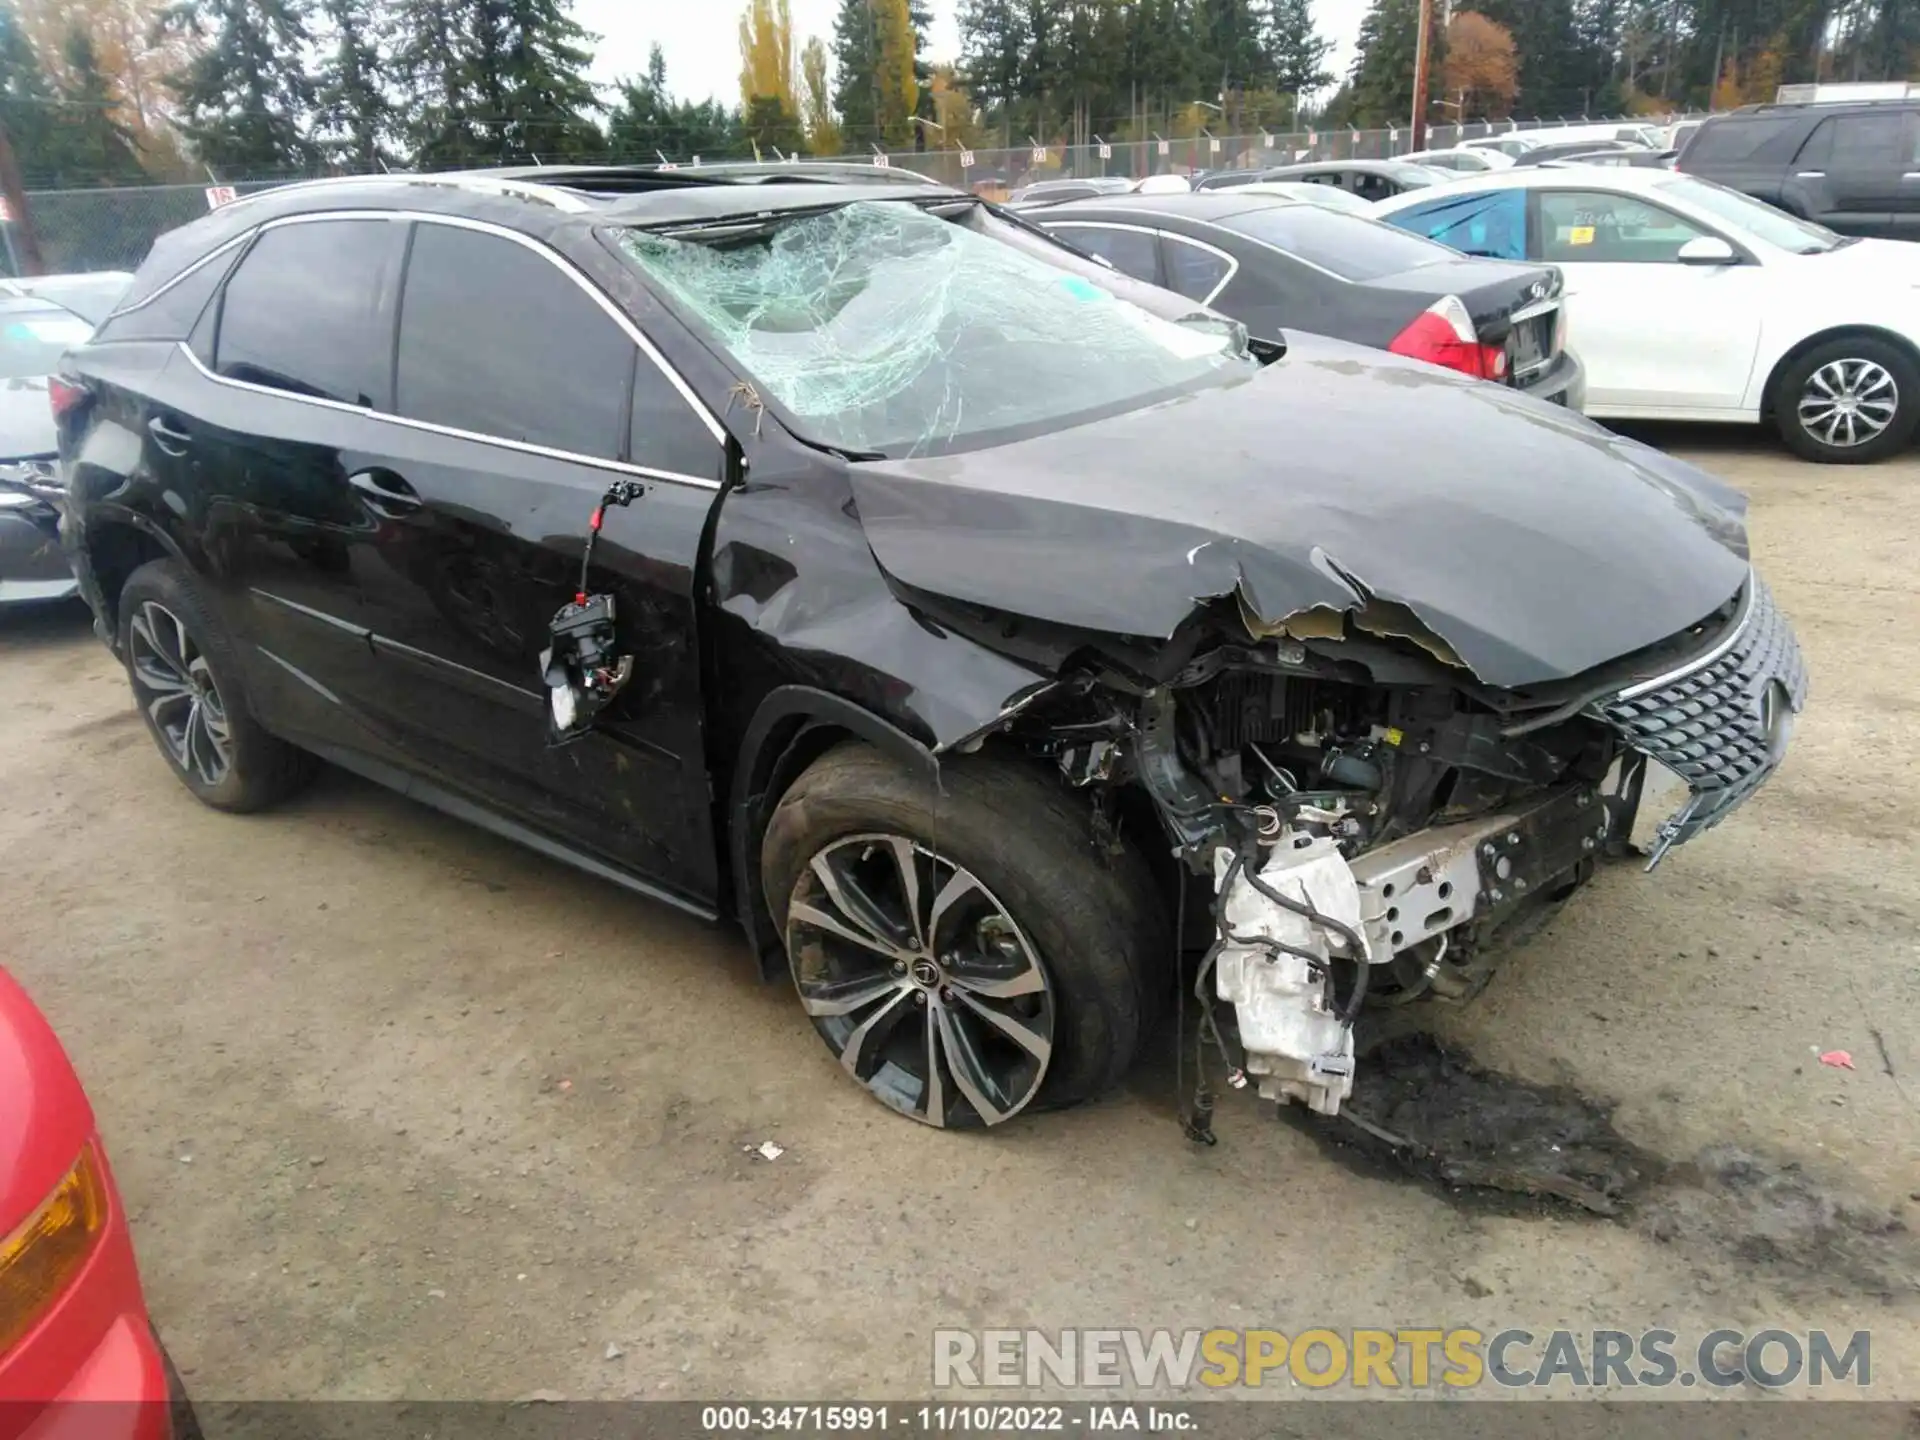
xmin=1537 ymin=190 xmax=1712 ymax=263
xmin=396 ymin=223 xmax=634 ymax=460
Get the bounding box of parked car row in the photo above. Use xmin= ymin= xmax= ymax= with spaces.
xmin=1377 ymin=166 xmax=1920 ymax=461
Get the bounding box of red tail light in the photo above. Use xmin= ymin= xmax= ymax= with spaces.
xmin=47 ymin=376 xmax=88 ymax=423
xmin=1388 ymin=296 xmax=1508 ymax=381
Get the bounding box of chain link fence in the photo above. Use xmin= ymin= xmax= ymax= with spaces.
xmin=10 ymin=115 xmax=1697 ymax=277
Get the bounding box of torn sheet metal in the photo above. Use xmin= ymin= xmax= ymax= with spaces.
xmin=848 ymin=331 xmax=1753 ymax=691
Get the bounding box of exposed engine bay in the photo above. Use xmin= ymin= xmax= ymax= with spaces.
xmin=922 ymin=571 xmax=1803 ymax=1126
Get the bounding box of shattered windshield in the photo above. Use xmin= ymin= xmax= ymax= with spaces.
xmin=616 ymin=201 xmax=1254 ymax=457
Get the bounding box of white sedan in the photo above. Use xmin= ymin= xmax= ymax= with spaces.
xmin=1374 ymin=167 xmax=1920 ymax=461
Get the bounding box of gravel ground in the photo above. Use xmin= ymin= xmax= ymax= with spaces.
xmin=1 ymin=432 xmax=1915 ymax=1405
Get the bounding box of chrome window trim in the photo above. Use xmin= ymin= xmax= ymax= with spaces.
xmin=177 ymin=342 xmax=720 ymax=492
xmin=100 ymin=232 xmax=250 ymax=321
xmin=1614 ymin=574 xmax=1757 ymax=701
xmin=252 ymin=209 xmax=727 ymax=444
xmin=1040 ymin=219 xmax=1241 ymax=306
xmin=1155 ymin=230 xmax=1242 ymax=306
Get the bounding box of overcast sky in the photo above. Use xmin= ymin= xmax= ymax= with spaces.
xmin=573 ymin=0 xmax=1369 ymax=108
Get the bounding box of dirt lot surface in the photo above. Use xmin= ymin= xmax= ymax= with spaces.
xmin=2 ymin=431 xmax=1917 ymax=1405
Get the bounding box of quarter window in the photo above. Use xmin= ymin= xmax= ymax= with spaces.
xmin=1537 ymin=190 xmax=1712 ymax=263
xmin=396 ymin=223 xmax=634 ymax=461
xmin=215 ymin=219 xmax=400 ymax=406
xmin=1045 ymin=224 xmax=1160 ymax=284
xmin=1162 ymin=236 xmax=1232 ymax=301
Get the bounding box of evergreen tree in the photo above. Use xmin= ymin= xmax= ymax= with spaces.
xmin=1265 ymin=0 xmax=1332 ymax=101
xmin=55 ymin=24 xmax=143 ymax=181
xmin=1348 ymin=0 xmax=1445 ymax=127
xmin=0 ymin=1 xmax=63 ymax=182
xmin=607 ymin=43 xmax=746 ymax=163
xmin=314 ymin=0 xmax=391 ymax=170
xmin=495 ymin=0 xmax=604 ymax=160
xmin=158 ymin=0 xmax=319 ymax=174
xmin=393 ymin=0 xmax=478 ymax=164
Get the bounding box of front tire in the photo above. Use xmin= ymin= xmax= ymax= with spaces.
xmin=1773 ymin=335 xmax=1920 ymax=463
xmin=118 ymin=559 xmax=315 ymax=812
xmin=761 ymin=743 xmax=1166 ymax=1127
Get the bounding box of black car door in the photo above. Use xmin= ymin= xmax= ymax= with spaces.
xmin=196 ymin=213 xmax=726 ymax=909
xmin=347 ymin=218 xmax=727 ymax=906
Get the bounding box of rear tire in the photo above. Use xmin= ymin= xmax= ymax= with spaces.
xmin=118 ymin=559 xmax=315 ymax=812
xmin=1772 ymin=335 xmax=1920 ymax=464
xmin=761 ymin=742 xmax=1167 ymax=1127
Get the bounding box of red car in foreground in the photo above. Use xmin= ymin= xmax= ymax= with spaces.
xmin=0 ymin=966 xmax=186 ymax=1439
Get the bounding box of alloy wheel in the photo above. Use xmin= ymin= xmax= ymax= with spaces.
xmin=786 ymin=832 xmax=1054 ymax=1126
xmin=1797 ymin=358 xmax=1898 ymax=449
xmin=128 ymin=600 xmax=232 ymax=787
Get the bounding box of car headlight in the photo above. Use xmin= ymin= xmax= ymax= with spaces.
xmin=0 ymin=1145 xmax=108 ymax=1355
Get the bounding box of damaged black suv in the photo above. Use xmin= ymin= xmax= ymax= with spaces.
xmin=57 ymin=168 xmax=1806 ymax=1129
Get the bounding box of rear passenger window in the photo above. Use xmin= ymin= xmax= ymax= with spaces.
xmin=396 ymin=224 xmax=634 ymax=460
xmin=1045 ymin=225 xmax=1160 ymax=285
xmin=1163 ymin=237 xmax=1231 ymax=301
xmin=1389 ymin=188 xmax=1527 ymax=260
xmin=1685 ymin=116 xmax=1799 ymax=163
xmin=1830 ymin=111 xmax=1911 ymax=162
xmin=215 ymin=219 xmax=400 ymax=406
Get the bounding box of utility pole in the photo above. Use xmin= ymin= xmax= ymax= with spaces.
xmin=1410 ymin=0 xmax=1434 ymax=150
xmin=0 ymin=120 xmax=45 ymax=277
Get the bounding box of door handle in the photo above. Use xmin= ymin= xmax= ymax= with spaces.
xmin=347 ymin=467 xmax=422 ymax=518
xmin=1795 ymin=170 xmax=1825 ymax=179
xmin=146 ymin=414 xmax=191 ymax=456
xmin=1903 ymin=172 xmax=1920 ymax=181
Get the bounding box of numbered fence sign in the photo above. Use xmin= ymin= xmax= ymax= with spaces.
xmin=960 ymin=149 xmax=975 ymax=168
xmin=1207 ymin=136 xmax=1221 ymax=154
xmin=873 ymin=152 xmax=890 ymax=168
xmin=1097 ymin=141 xmax=1111 ymax=159
xmin=1157 ymin=139 xmax=1170 ymax=156
xmin=204 ymin=185 xmax=238 ymax=210
xmin=1031 ymin=146 xmax=1047 ymax=164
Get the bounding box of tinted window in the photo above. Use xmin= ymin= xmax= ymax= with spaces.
xmin=95 ymin=247 xmax=237 ymax=344
xmin=1538 ymin=189 xmax=1709 ymax=263
xmin=630 ymin=358 xmax=719 ymax=479
xmin=215 ymin=219 xmax=399 ymax=406
xmin=1163 ymin=236 xmax=1232 ymax=301
xmin=0 ymin=304 xmax=90 ymax=379
xmin=1389 ymin=187 xmax=1526 ymax=260
xmin=1685 ymin=116 xmax=1800 ymax=164
xmin=396 ymin=224 xmax=634 ymax=460
xmin=1046 ymin=224 xmax=1161 ymax=284
xmin=1217 ymin=205 xmax=1454 ymax=280
xmin=1832 ymin=111 xmax=1913 ymax=162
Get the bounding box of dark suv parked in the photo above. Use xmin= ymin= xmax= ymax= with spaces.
xmin=1678 ymin=100 xmax=1920 ymax=238
xmin=57 ymin=168 xmax=1802 ymax=1133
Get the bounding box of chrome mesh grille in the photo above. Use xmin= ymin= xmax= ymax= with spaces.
xmin=1590 ymin=576 xmax=1807 ymax=854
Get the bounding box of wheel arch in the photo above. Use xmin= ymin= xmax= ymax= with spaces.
xmin=79 ymin=507 xmax=183 ymax=651
xmin=1760 ymin=324 xmax=1920 ymax=419
xmin=727 ymin=686 xmax=941 ymax=979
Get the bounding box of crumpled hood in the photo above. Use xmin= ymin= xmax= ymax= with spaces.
xmin=0 ymin=376 xmax=56 ymax=461
xmin=849 ymin=333 xmax=1752 ymax=689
